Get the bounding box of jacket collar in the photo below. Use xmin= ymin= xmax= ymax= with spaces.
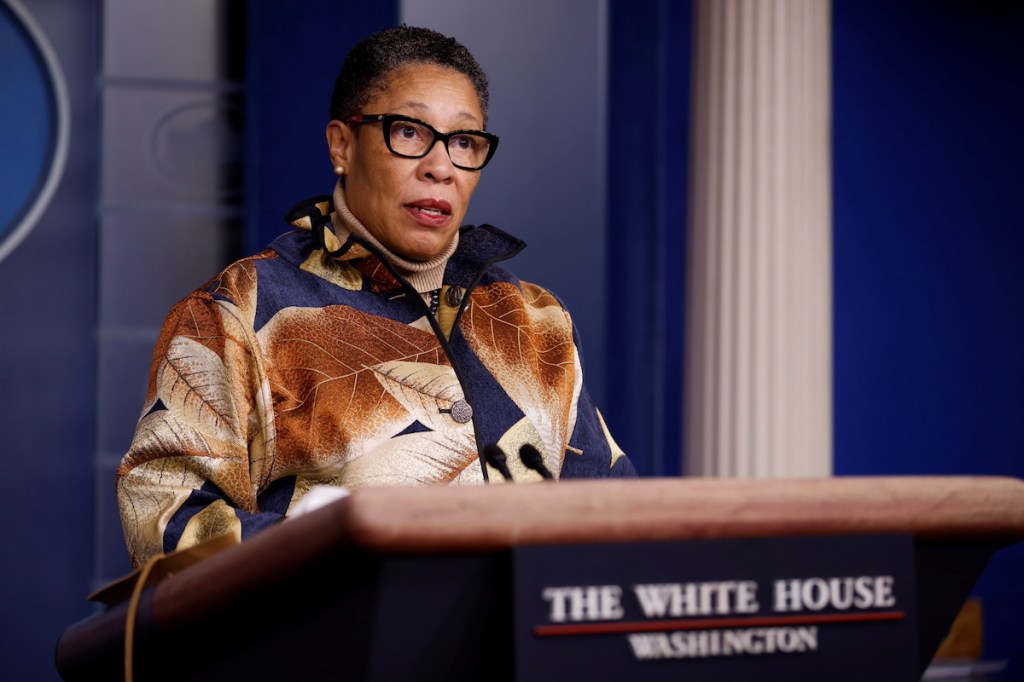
xmin=277 ymin=194 xmax=526 ymax=291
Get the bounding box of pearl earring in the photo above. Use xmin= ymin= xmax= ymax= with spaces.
xmin=334 ymin=165 xmax=345 ymax=176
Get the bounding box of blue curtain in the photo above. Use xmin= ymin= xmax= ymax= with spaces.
xmin=605 ymin=0 xmax=692 ymax=476
xmin=245 ymin=0 xmax=399 ymax=252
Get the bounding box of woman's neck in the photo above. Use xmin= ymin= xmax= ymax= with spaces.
xmin=330 ymin=181 xmax=456 ymax=294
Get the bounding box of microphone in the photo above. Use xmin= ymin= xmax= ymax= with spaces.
xmin=519 ymin=444 xmax=554 ymax=480
xmin=483 ymin=444 xmax=514 ymax=482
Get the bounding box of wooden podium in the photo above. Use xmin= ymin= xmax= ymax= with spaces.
xmin=56 ymin=476 xmax=1024 ymax=681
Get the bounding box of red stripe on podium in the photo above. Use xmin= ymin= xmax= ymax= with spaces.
xmin=534 ymin=611 xmax=906 ymax=637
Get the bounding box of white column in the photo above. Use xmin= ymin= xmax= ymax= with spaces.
xmin=684 ymin=0 xmax=832 ymax=478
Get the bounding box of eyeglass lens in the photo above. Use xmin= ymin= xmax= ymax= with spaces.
xmin=387 ymin=119 xmax=492 ymax=169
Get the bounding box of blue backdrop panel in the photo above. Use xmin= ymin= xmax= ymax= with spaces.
xmin=0 ymin=1 xmax=99 ymax=679
xmin=833 ymin=0 xmax=1024 ymax=666
xmin=0 ymin=3 xmax=52 ymax=244
xmin=245 ymin=0 xmax=399 ymax=252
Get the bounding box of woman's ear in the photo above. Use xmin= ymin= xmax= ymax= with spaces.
xmin=325 ymin=120 xmax=353 ymax=170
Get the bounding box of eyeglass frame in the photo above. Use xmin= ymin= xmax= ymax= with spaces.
xmin=343 ymin=113 xmax=499 ymax=171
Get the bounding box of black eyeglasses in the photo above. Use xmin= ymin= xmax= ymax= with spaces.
xmin=344 ymin=113 xmax=499 ymax=171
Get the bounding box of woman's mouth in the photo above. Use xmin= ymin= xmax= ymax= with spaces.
xmin=405 ymin=199 xmax=453 ymax=226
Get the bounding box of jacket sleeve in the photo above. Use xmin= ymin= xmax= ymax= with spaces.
xmin=560 ymin=387 xmax=638 ymax=479
xmin=116 ymin=288 xmax=284 ymax=569
xmin=559 ymin=311 xmax=638 ymax=479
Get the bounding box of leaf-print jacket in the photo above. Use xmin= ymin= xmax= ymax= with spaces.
xmin=117 ymin=196 xmax=637 ymax=568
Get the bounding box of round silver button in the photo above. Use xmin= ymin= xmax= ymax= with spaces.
xmin=449 ymin=400 xmax=474 ymax=423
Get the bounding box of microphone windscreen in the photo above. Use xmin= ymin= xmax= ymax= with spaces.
xmin=483 ymin=444 xmax=513 ymax=481
xmin=519 ymin=444 xmax=554 ymax=480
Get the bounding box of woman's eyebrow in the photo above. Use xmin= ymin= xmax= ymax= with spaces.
xmin=393 ymin=101 xmax=482 ymax=127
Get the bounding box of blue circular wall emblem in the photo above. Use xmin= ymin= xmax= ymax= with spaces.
xmin=0 ymin=0 xmax=69 ymax=264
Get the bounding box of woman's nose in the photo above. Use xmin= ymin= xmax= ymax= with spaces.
xmin=419 ymin=139 xmax=456 ymax=182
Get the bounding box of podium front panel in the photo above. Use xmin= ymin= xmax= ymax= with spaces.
xmin=514 ymin=535 xmax=918 ymax=681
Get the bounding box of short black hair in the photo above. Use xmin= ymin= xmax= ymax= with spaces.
xmin=329 ymin=25 xmax=490 ymax=127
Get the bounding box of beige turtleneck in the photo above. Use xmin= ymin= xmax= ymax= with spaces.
xmin=330 ymin=181 xmax=457 ymax=295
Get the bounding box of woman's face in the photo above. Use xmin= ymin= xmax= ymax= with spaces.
xmin=326 ymin=63 xmax=485 ymax=262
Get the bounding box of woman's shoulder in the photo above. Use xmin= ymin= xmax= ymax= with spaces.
xmin=202 ymin=248 xmax=279 ymax=304
xmin=159 ymin=243 xmax=291 ymax=326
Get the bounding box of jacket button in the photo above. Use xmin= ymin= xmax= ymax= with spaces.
xmin=450 ymin=400 xmax=473 ymax=423
xmin=445 ymin=286 xmax=464 ymax=308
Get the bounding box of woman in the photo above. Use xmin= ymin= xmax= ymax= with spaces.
xmin=117 ymin=25 xmax=636 ymax=569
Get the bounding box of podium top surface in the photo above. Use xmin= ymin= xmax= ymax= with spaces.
xmin=331 ymin=475 xmax=1024 ymax=552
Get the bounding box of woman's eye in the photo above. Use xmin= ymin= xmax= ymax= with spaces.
xmin=451 ymin=135 xmax=475 ymax=151
xmin=396 ymin=125 xmax=419 ymax=139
